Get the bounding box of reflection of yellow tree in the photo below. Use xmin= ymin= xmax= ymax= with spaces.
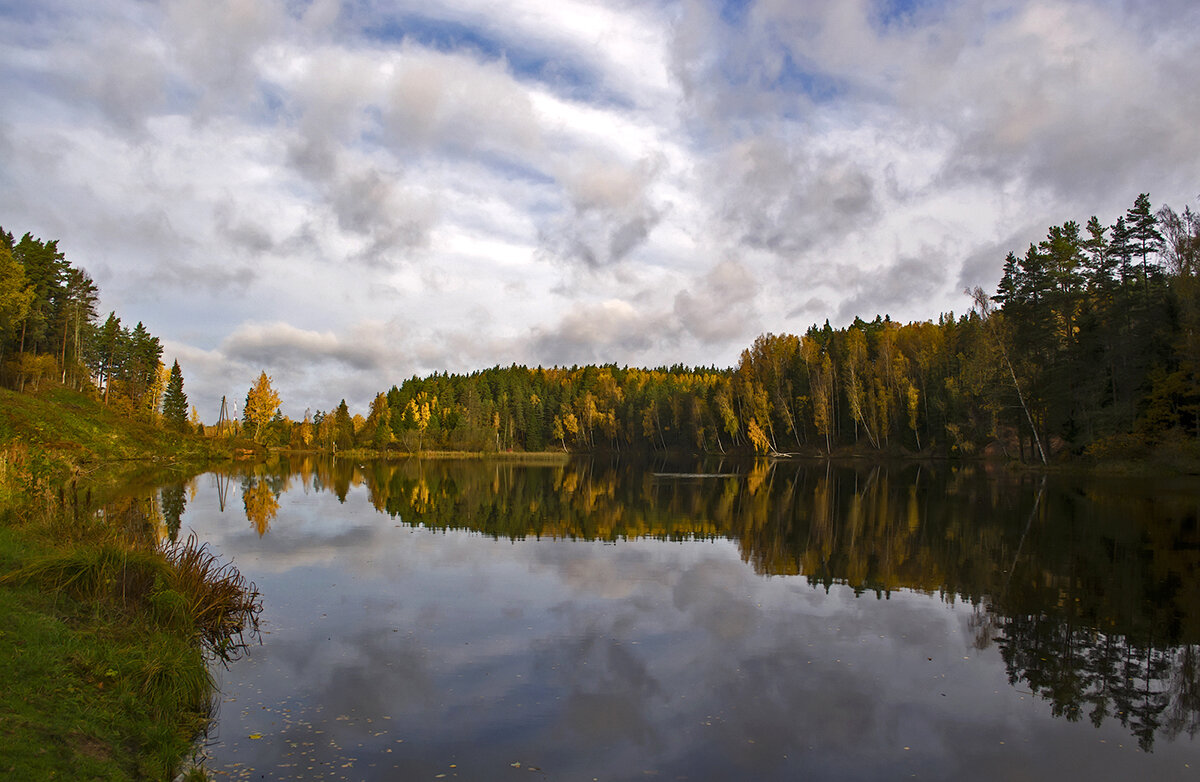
xmin=409 ymin=478 xmax=430 ymax=513
xmin=243 ymin=481 xmax=279 ymax=537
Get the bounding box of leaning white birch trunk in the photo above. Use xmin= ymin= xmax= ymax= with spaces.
xmin=970 ymin=287 xmax=1047 ymax=466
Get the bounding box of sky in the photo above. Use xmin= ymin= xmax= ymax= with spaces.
xmin=2 ymin=0 xmax=1198 ymax=419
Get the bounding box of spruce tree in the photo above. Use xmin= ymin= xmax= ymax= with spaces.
xmin=162 ymin=360 xmax=189 ymax=432
xmin=333 ymin=399 xmax=354 ymax=449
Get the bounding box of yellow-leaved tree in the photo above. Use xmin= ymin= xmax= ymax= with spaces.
xmin=244 ymin=371 xmax=281 ymax=443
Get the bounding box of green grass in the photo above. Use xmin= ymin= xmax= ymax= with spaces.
xmin=0 ymin=524 xmax=250 ymax=780
xmin=0 ymin=385 xmax=229 ymax=501
xmin=0 ymin=386 xmax=208 ymax=460
xmin=0 ymin=383 xmax=252 ymax=780
xmin=0 ymin=520 xmax=215 ymax=779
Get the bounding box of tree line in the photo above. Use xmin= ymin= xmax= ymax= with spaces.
xmin=0 ymin=228 xmax=191 ymax=431
xmin=247 ymin=192 xmax=1198 ymax=461
xmin=7 ymin=189 xmax=1198 ymax=461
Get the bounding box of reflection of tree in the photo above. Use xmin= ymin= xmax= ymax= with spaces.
xmin=160 ymin=483 xmax=186 ymax=542
xmin=96 ymin=494 xmax=165 ymax=545
xmin=1165 ymin=645 xmax=1200 ymax=742
xmin=203 ymin=454 xmax=1200 ymax=747
xmin=242 ymin=480 xmax=279 ymax=537
xmin=992 ymin=612 xmax=1193 ymax=751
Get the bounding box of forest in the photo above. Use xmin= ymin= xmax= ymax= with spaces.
xmin=3 ymin=191 xmax=1199 ymax=463
xmin=0 ymin=228 xmax=191 ymax=430
xmin=294 ymin=193 xmax=1200 ymax=462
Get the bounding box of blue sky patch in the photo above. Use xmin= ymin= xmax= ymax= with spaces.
xmin=719 ymin=0 xmax=754 ymax=27
xmin=871 ymin=0 xmax=942 ymax=31
xmin=773 ymin=50 xmax=845 ymax=103
xmin=360 ymin=13 xmax=618 ymax=106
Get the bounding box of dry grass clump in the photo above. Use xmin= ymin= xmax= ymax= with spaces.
xmin=162 ymin=533 xmax=262 ymax=663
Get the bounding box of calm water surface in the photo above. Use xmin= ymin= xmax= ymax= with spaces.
xmin=148 ymin=457 xmax=1200 ymax=780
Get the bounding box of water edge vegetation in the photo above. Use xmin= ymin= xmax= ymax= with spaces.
xmin=0 ymin=386 xmax=259 ymax=780
xmin=1 ymin=190 xmax=1199 ymax=776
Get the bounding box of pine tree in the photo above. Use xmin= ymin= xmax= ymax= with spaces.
xmin=162 ymin=359 xmax=189 ymax=432
xmin=1127 ymin=193 xmax=1164 ymax=294
xmin=993 ymin=252 xmax=1022 ymax=306
xmin=1081 ymin=216 xmax=1113 ymax=293
xmin=1109 ymin=216 xmax=1135 ymax=286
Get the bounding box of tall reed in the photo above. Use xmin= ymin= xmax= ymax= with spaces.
xmin=162 ymin=533 xmax=262 ymax=663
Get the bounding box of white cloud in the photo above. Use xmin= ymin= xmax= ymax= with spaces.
xmin=3 ymin=0 xmax=1199 ymax=420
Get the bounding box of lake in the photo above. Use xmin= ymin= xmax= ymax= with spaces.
xmin=145 ymin=456 xmax=1200 ymax=780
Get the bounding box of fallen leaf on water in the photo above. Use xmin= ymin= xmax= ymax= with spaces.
xmin=249 ymin=734 xmax=263 ymax=740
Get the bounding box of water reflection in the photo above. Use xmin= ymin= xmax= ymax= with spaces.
xmin=152 ymin=456 xmax=1200 ymax=772
xmin=242 ymin=480 xmax=280 ymax=537
xmin=232 ymin=457 xmax=1200 ymax=749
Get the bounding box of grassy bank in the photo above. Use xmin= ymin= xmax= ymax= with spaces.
xmin=0 ymin=386 xmax=255 ymax=780
xmin=313 ymin=447 xmax=573 ymax=463
xmin=0 ymin=386 xmax=230 ymax=500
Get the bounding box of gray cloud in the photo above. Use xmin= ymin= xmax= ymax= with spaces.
xmin=955 ymin=221 xmax=1052 ymax=298
xmin=277 ymin=44 xmax=553 ymax=266
xmin=541 ymin=155 xmax=667 ymax=268
xmin=72 ymin=32 xmax=169 ymax=133
xmin=285 ymin=133 xmax=337 ymax=181
xmin=674 ymin=258 xmax=760 ymax=344
xmin=926 ymin=7 xmax=1200 ymax=200
xmin=836 ymin=250 xmax=951 ymax=323
xmin=164 ymin=0 xmax=287 ymax=115
xmin=786 ymin=296 xmax=831 ymax=322
xmin=712 ymin=136 xmax=879 ymax=256
xmin=529 ymin=299 xmax=677 ymax=366
xmin=382 ymin=46 xmax=542 ymax=161
xmin=212 ymin=201 xmax=275 ymax=256
xmin=284 ymin=135 xmax=437 ymax=265
xmin=221 ymin=321 xmax=387 ymax=372
xmin=330 ymin=167 xmax=435 ymax=262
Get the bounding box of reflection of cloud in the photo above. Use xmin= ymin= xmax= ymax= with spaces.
xmin=180 ymin=463 xmax=1200 ymax=780
xmin=673 ymin=557 xmax=758 ymax=641
xmin=534 ymin=631 xmax=666 ymax=751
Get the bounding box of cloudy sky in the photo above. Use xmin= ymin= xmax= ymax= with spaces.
xmin=2 ymin=0 xmax=1198 ymax=418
